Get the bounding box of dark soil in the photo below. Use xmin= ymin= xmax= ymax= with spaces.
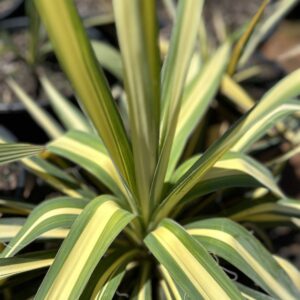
xmin=75 ymin=0 xmax=112 ymax=17
xmin=0 ymin=0 xmax=15 ymax=15
xmin=0 ymin=164 xmax=18 ymax=191
xmin=0 ymin=30 xmax=37 ymax=104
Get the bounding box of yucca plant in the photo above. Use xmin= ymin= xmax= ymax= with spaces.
xmin=1 ymin=0 xmax=300 ymax=299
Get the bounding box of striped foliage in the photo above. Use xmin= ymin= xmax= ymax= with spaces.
xmin=1 ymin=0 xmax=300 ymax=298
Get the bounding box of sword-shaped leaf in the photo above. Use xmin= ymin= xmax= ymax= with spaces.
xmin=145 ymin=219 xmax=242 ymax=299
xmin=47 ymin=130 xmax=128 ymax=201
xmin=1 ymin=197 xmax=86 ymax=258
xmin=154 ymin=69 xmax=300 ymax=222
xmin=166 ymin=43 xmax=231 ymax=177
xmin=0 ymin=251 xmax=55 ymax=279
xmin=35 ymin=195 xmax=134 ymax=299
xmin=186 ymin=218 xmax=300 ymax=299
xmin=113 ymin=0 xmax=160 ymax=220
xmin=151 ymin=0 xmax=203 ymax=203
xmin=35 ymin=0 xmax=136 ymax=193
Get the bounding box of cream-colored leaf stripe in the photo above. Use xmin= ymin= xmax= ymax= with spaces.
xmin=0 ymin=256 xmax=54 ymax=279
xmin=7 ymin=78 xmax=63 ymax=139
xmin=48 ymin=131 xmax=127 ymax=199
xmin=1 ymin=197 xmax=85 ymax=257
xmin=3 ymin=208 xmax=82 ymax=258
xmin=145 ymin=219 xmax=242 ymax=299
xmin=151 ymin=0 xmax=203 ymax=204
xmin=168 ymin=152 xmax=283 ymax=216
xmin=232 ymin=101 xmax=300 ymax=152
xmin=150 ymin=227 xmax=229 ymax=298
xmin=154 ymin=69 xmax=300 ymax=223
xmin=166 ymin=42 xmax=231 ymax=176
xmin=40 ymin=75 xmax=93 ymax=134
xmin=189 ymin=228 xmax=295 ymax=299
xmin=159 ymin=265 xmax=183 ymax=300
xmin=221 ymin=75 xmax=255 ymax=112
xmin=214 ymin=153 xmax=283 ymax=197
xmin=22 ymin=157 xmax=88 ymax=198
xmin=35 ymin=196 xmax=133 ymax=299
xmin=187 ymin=218 xmax=300 ymax=299
xmin=82 ymin=249 xmax=138 ymax=299
xmin=0 ymin=223 xmax=68 ymax=241
xmin=274 ymin=255 xmax=300 ymax=290
xmin=230 ymin=199 xmax=300 ymax=221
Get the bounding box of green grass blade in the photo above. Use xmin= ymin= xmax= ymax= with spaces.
xmin=152 ymin=0 xmax=203 ymax=203
xmin=7 ymin=79 xmax=63 ymax=139
xmin=145 ymin=219 xmax=243 ymax=299
xmin=35 ymin=195 xmax=134 ymax=299
xmin=26 ymin=0 xmax=41 ymax=66
xmin=35 ymin=0 xmax=136 ymax=193
xmin=40 ymin=75 xmax=94 ymax=134
xmin=187 ymin=218 xmax=300 ymax=299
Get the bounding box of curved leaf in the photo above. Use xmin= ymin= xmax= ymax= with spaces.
xmin=0 ymin=251 xmax=55 ymax=279
xmin=230 ymin=198 xmax=300 ymax=222
xmin=1 ymin=197 xmax=86 ymax=258
xmin=171 ymin=152 xmax=283 ymax=202
xmin=186 ymin=218 xmax=300 ymax=299
xmin=35 ymin=195 xmax=134 ymax=299
xmin=47 ymin=131 xmax=128 ymax=201
xmin=145 ymin=219 xmax=242 ymax=299
xmin=0 ymin=218 xmax=68 ymax=242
